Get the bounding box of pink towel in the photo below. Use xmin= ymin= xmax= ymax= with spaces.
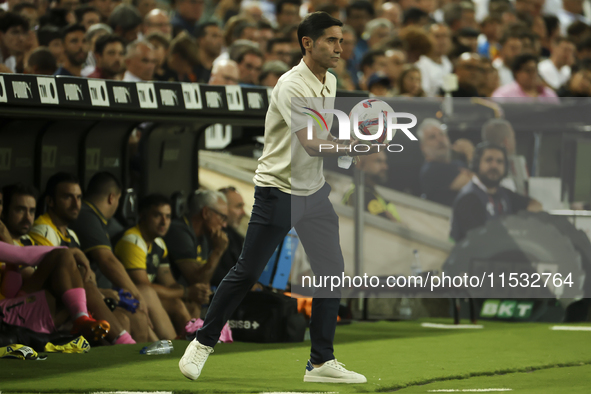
xmin=185 ymin=318 xmax=233 ymax=343
xmin=0 ymin=242 xmax=64 ymax=267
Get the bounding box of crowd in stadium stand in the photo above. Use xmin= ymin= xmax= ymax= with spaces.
xmin=0 ymin=0 xmax=589 ymax=96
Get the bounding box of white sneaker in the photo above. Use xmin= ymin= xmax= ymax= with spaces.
xmin=179 ymin=340 xmax=214 ymax=380
xmin=303 ymin=359 xmax=367 ymax=383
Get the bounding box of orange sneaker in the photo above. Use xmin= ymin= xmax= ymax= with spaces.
xmin=71 ymin=315 xmax=110 ymax=342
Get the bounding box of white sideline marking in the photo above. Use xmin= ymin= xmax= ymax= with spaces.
xmin=260 ymin=392 xmax=338 ymax=394
xmin=421 ymin=323 xmax=484 ymax=329
xmin=551 ymin=326 xmax=591 ymax=331
xmin=427 ymin=389 xmax=512 ymax=392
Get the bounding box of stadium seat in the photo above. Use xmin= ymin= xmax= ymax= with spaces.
xmin=171 ymin=191 xmax=186 ymax=219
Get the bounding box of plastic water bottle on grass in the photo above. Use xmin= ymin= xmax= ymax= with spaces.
xmin=140 ymin=340 xmax=174 ymax=355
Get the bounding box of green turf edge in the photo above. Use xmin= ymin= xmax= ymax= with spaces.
xmin=377 ymin=359 xmax=591 ymax=392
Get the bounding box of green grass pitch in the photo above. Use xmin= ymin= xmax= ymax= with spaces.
xmin=1 ymin=319 xmax=590 ymax=393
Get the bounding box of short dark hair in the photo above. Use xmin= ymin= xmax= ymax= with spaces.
xmin=75 ymin=5 xmax=100 ymax=24
xmin=511 ymin=53 xmax=538 ymax=74
xmin=13 ymin=3 xmax=37 ymax=14
xmin=403 ymin=7 xmax=429 ymax=26
xmin=108 ymin=4 xmax=142 ymax=32
xmin=1 ymin=183 xmax=38 ymax=218
xmin=37 ymin=24 xmax=62 ymax=46
xmin=276 ymin=0 xmax=301 ymax=15
xmin=297 ymin=11 xmax=343 ymax=56
xmin=145 ymin=31 xmax=170 ymax=49
xmin=139 ymin=193 xmax=171 ymax=215
xmin=61 ymin=23 xmax=86 ymax=40
xmin=346 ymin=1 xmax=375 ymax=18
xmin=499 ymin=28 xmax=524 ymax=45
xmin=543 ymin=15 xmax=559 ymax=38
xmin=44 ymin=172 xmax=80 ymax=201
xmin=471 ymin=141 xmax=508 ymax=176
xmin=85 ymin=172 xmax=122 ymax=199
xmin=194 ymin=21 xmax=219 ymax=39
xmin=266 ymin=36 xmax=291 ymax=53
xmin=359 ymin=49 xmax=385 ymax=72
xmin=235 ymin=46 xmax=264 ymax=64
xmin=0 ymin=12 xmax=29 ymax=33
xmin=27 ymin=47 xmax=58 ymax=74
xmin=94 ymin=33 xmax=125 ymax=55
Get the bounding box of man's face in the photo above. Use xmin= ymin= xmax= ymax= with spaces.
xmin=341 ymin=32 xmax=356 ymax=61
xmin=430 ymin=24 xmax=451 ymax=56
xmin=149 ymin=40 xmax=166 ymax=67
xmin=385 ymin=50 xmax=406 ymax=82
xmin=553 ymin=40 xmax=576 ymax=66
xmin=49 ymin=182 xmax=82 ymax=224
xmin=143 ymin=204 xmax=171 ymax=238
xmin=347 ymin=9 xmax=371 ymax=36
xmin=238 ymin=53 xmax=263 ymax=84
xmin=144 ymin=12 xmax=172 ymax=39
xmin=381 ymin=3 xmax=402 ymax=27
xmin=136 ymin=0 xmax=156 ymax=17
xmin=456 ymin=56 xmax=485 ymax=87
xmin=361 ymin=152 xmax=388 ymax=183
xmin=176 ymin=0 xmax=204 ymax=22
xmin=421 ymin=125 xmax=451 ymax=161
xmin=203 ymin=198 xmax=228 ymax=233
xmin=98 ymin=41 xmax=125 ymax=75
xmin=210 ymin=63 xmax=240 ymax=85
xmin=225 ymin=191 xmax=245 ymax=229
xmin=276 ymin=3 xmax=300 ymax=27
xmin=502 ymin=37 xmax=522 ymax=65
xmin=2 ymin=25 xmax=28 ymax=55
xmin=306 ymin=25 xmax=343 ymax=71
xmin=91 ymin=0 xmax=113 ymax=18
xmin=126 ymin=43 xmax=156 ymax=80
xmin=5 ymin=194 xmax=36 ymax=237
xmin=515 ymin=60 xmax=539 ymax=90
xmin=478 ymin=149 xmax=505 ymax=188
xmin=267 ymin=42 xmax=292 ymax=65
xmin=64 ymin=31 xmax=87 ymax=66
xmin=200 ymin=25 xmax=223 ymax=57
xmin=460 ymin=10 xmax=477 ymax=30
xmin=81 ymin=11 xmax=101 ymax=31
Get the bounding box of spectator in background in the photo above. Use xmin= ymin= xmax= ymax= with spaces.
xmin=212 ymin=187 xmax=246 ymax=288
xmin=163 ymin=190 xmax=228 ymax=289
xmin=443 ymin=2 xmax=477 ymax=32
xmin=88 ymin=0 xmax=115 ymax=21
xmin=13 ymin=3 xmax=39 ymax=52
xmin=171 ymin=0 xmax=205 ymax=37
xmin=0 ymin=12 xmax=29 ymax=72
xmin=365 ymin=18 xmax=394 ymax=49
xmin=367 ymin=72 xmax=392 ymax=96
xmin=234 ymin=46 xmax=263 ymax=85
xmin=343 ymin=151 xmax=401 ymax=222
xmin=209 ymin=59 xmax=240 ymax=85
xmin=358 ymin=49 xmax=387 ymax=90
xmin=258 ymin=60 xmax=289 ymax=87
xmin=347 ymin=0 xmax=375 ymax=64
xmin=492 ymin=53 xmax=559 ymax=99
xmin=455 ymin=27 xmax=480 ymax=54
xmin=81 ymin=23 xmax=112 ymax=76
xmin=133 ymin=0 xmax=156 ymax=19
xmin=75 ymin=6 xmax=101 ymax=31
xmin=399 ymin=25 xmax=432 ymax=62
xmin=194 ymin=22 xmax=223 ymax=83
xmin=478 ymin=15 xmax=502 ymax=59
xmin=398 ymin=65 xmax=425 ymax=96
xmin=37 ymin=25 xmax=65 ymax=67
xmin=255 ymin=20 xmax=274 ymax=56
xmin=402 ymin=7 xmax=430 ymax=28
xmin=450 ymin=142 xmax=542 ymax=242
xmin=147 ymin=32 xmax=174 ymax=82
xmin=108 ymin=4 xmax=142 ymax=44
xmin=340 ymin=25 xmax=358 ymax=88
xmin=416 ymin=23 xmax=453 ymax=97
xmin=116 ymin=194 xmax=206 ymax=338
xmin=419 ymin=119 xmax=473 ymax=206
xmin=538 ymin=36 xmax=576 ymax=90
xmin=384 ymin=49 xmax=406 ymax=95
xmin=87 ymin=34 xmax=125 ymax=79
xmin=265 ymin=37 xmax=292 ymax=66
xmin=557 ymin=0 xmax=590 ymax=36
xmin=557 ymin=60 xmax=591 ymax=96
xmin=123 ymin=39 xmax=156 ymax=81
xmin=54 ymin=24 xmax=87 ymax=76
xmin=143 ymin=9 xmax=172 ymax=40
xmin=275 ymin=0 xmax=301 ymax=30
xmin=24 ymin=46 xmax=58 ymax=74
xmin=162 ymin=31 xmax=201 ymax=82
xmin=448 ymin=52 xmax=484 ymax=97
xmin=493 ymin=29 xmax=524 ymax=86
xmin=478 ymin=58 xmax=500 ymax=97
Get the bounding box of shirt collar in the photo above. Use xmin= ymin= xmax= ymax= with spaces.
xmin=295 ymin=59 xmax=331 ymax=97
xmin=84 ymin=200 xmax=108 ymax=225
xmin=472 ymin=175 xmax=490 ymax=193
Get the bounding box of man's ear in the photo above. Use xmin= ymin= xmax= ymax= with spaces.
xmin=302 ymin=36 xmax=313 ymax=52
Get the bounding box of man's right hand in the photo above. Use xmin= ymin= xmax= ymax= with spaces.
xmin=210 ymin=228 xmax=229 ymax=253
xmin=187 ymin=283 xmax=212 ymax=305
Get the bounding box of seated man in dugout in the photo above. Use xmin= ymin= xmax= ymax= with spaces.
xmin=115 ymin=194 xmax=209 ymax=339
xmin=0 ymin=184 xmax=109 ymax=341
xmin=70 ymin=172 xmax=151 ymax=343
xmin=28 ymin=173 xmax=137 ymax=345
xmin=163 ymin=190 xmax=228 ymax=298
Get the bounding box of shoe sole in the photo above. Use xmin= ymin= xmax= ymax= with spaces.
xmin=303 ymin=375 xmax=367 ymax=384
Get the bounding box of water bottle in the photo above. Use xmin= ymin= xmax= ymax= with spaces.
xmin=140 ymin=340 xmax=174 ymax=355
xmin=411 ymin=249 xmax=422 ymax=276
